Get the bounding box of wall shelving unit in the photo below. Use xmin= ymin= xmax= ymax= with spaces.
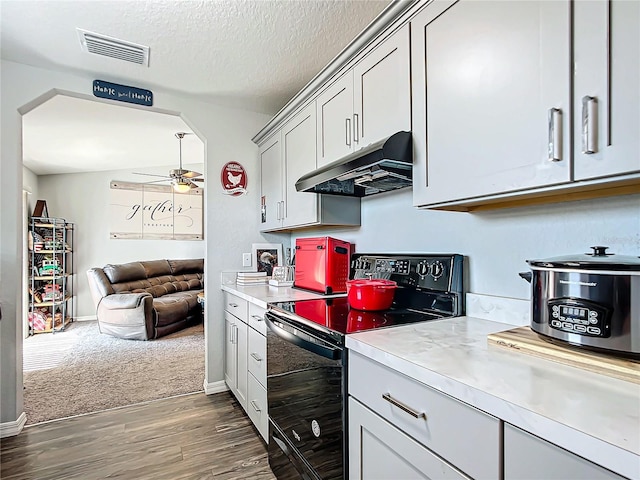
xmin=28 ymin=216 xmax=75 ymax=334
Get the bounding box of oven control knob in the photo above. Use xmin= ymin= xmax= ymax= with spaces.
xmin=416 ymin=261 xmax=429 ymax=276
xmin=431 ymin=261 xmax=444 ymax=279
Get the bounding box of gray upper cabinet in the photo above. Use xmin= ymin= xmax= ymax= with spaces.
xmin=317 ymin=23 xmax=411 ymax=168
xmin=316 ymin=72 xmax=354 ymax=168
xmin=258 ymin=132 xmax=283 ymax=231
xmin=259 ymin=102 xmax=361 ymax=232
xmin=411 ymin=0 xmax=571 ymax=207
xmin=573 ymin=0 xmax=640 ymax=181
xmin=281 ymin=102 xmax=322 ymax=228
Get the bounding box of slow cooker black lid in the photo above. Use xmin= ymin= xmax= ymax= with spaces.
xmin=527 ymin=246 xmax=640 ymax=271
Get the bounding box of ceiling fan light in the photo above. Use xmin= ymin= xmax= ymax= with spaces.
xmin=172 ymin=180 xmax=191 ymax=194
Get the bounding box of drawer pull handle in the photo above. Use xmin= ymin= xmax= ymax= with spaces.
xmin=250 ymin=400 xmax=261 ymax=412
xmin=382 ymin=393 xmax=427 ymax=420
xmin=251 ymin=315 xmax=264 ymax=321
xmin=250 ymin=352 xmax=263 ymax=362
xmin=229 ymin=303 xmax=239 ymax=308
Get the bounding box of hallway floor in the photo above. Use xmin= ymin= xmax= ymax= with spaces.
xmin=0 ymin=391 xmax=275 ymax=480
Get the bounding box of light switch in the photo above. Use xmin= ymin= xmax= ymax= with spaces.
xmin=242 ymin=253 xmax=252 ymax=267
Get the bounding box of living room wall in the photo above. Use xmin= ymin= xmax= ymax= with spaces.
xmin=38 ymin=164 xmax=206 ymax=319
xmin=1 ymin=59 xmax=273 ymax=431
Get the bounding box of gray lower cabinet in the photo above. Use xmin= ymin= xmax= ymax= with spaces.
xmin=349 ymin=397 xmax=469 ymax=480
xmin=504 ymin=424 xmax=626 ymax=480
xmin=223 ymin=292 xmax=268 ymax=441
xmin=223 ymin=310 xmax=247 ymax=410
xmin=247 ymin=312 xmax=268 ymax=442
xmin=348 ymin=351 xmax=500 ymax=479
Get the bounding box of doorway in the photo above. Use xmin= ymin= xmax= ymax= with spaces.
xmin=21 ymin=92 xmax=207 ymax=424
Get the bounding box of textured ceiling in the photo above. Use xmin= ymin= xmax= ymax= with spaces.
xmin=3 ymin=0 xmax=391 ymax=175
xmin=1 ymin=0 xmax=391 ymax=115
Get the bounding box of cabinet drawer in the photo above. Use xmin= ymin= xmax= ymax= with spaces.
xmin=248 ymin=303 xmax=267 ymax=335
xmin=247 ymin=372 xmax=268 ymax=442
xmin=248 ymin=326 xmax=267 ymax=387
xmin=348 ymin=351 xmax=500 ymax=480
xmin=348 ymin=397 xmax=469 ymax=480
xmin=224 ymin=292 xmax=247 ymax=320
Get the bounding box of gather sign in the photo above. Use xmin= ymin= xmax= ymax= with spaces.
xmin=109 ymin=181 xmax=203 ymax=240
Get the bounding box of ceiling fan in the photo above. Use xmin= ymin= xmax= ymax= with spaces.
xmin=133 ymin=132 xmax=204 ymax=193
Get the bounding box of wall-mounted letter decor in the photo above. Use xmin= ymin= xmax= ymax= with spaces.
xmin=109 ymin=181 xmax=203 ymax=240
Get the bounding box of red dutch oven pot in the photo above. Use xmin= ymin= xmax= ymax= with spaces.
xmin=346 ymin=279 xmax=397 ymax=311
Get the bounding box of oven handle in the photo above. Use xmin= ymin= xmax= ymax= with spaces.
xmin=265 ymin=313 xmax=342 ymax=361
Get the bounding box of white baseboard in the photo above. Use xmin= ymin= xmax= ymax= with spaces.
xmin=74 ymin=315 xmax=97 ymax=322
xmin=0 ymin=412 xmax=27 ymax=438
xmin=203 ymin=379 xmax=228 ymax=395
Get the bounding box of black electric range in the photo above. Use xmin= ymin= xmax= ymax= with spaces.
xmin=265 ymin=253 xmax=464 ymax=480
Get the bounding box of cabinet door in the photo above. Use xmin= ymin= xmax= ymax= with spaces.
xmin=235 ymin=317 xmax=248 ymax=410
xmin=259 ymin=132 xmax=283 ymax=231
xmin=224 ymin=312 xmax=237 ymax=395
xmin=412 ymin=0 xmax=571 ymax=206
xmin=504 ymin=424 xmax=626 ymax=480
xmin=282 ymin=102 xmax=319 ymax=228
xmin=316 ymin=71 xmax=354 ymax=167
xmin=348 ymin=398 xmax=469 ymax=480
xmin=353 ymin=23 xmax=411 ymax=148
xmin=574 ymin=0 xmax=640 ymax=180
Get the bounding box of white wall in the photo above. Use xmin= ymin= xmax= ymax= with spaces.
xmin=294 ymin=189 xmax=640 ymax=300
xmin=1 ymin=59 xmax=272 ymax=428
xmin=38 ymin=164 xmax=206 ymax=319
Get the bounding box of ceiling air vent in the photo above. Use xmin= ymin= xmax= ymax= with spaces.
xmin=77 ymin=28 xmax=149 ymax=66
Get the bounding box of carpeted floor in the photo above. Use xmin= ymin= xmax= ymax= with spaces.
xmin=23 ymin=320 xmax=205 ymax=425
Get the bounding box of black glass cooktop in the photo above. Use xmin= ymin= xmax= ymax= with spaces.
xmin=269 ymin=297 xmax=443 ymax=335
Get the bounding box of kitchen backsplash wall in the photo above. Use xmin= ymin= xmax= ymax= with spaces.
xmin=291 ymin=190 xmax=640 ymax=300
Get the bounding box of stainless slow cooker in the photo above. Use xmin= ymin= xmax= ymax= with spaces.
xmin=523 ymin=246 xmax=640 ymax=358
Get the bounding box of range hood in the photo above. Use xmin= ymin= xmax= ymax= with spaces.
xmin=295 ymin=131 xmax=412 ymax=197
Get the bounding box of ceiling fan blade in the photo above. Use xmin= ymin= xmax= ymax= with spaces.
xmin=143 ymin=179 xmax=171 ymax=184
xmin=181 ymin=170 xmax=202 ymax=178
xmin=133 ymin=172 xmax=171 ymax=179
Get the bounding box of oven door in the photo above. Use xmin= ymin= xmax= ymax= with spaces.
xmin=265 ymin=311 xmax=345 ymax=480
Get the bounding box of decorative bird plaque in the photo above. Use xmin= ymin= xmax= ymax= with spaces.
xmin=221 ymin=162 xmax=247 ymax=196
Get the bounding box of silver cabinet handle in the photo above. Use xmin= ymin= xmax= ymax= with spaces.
xmin=547 ymin=108 xmax=563 ymax=162
xmin=581 ymin=96 xmax=598 ymax=154
xmin=250 ymin=352 xmax=262 ymax=362
xmin=382 ymin=393 xmax=427 ymax=420
xmin=250 ymin=400 xmax=261 ymax=412
xmin=229 ymin=303 xmax=238 ymax=308
xmin=353 ymin=113 xmax=359 ymax=144
xmin=345 ymin=118 xmax=351 ymax=146
xmin=230 ymin=324 xmax=237 ymax=344
xmin=251 ymin=315 xmax=264 ymax=321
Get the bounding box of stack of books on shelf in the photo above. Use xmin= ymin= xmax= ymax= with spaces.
xmin=236 ymin=271 xmax=268 ymax=286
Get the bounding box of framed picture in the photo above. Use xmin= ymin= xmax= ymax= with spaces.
xmin=252 ymin=243 xmax=283 ymax=277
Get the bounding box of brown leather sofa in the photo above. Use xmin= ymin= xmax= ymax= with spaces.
xmin=86 ymin=258 xmax=204 ymax=340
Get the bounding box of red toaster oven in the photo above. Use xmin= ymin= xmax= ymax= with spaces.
xmin=293 ymin=237 xmax=352 ymax=294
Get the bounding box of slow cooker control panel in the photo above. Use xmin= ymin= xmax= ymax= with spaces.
xmin=547 ymin=298 xmax=611 ymax=337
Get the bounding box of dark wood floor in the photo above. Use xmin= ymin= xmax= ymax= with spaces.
xmin=0 ymin=391 xmax=276 ymax=480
